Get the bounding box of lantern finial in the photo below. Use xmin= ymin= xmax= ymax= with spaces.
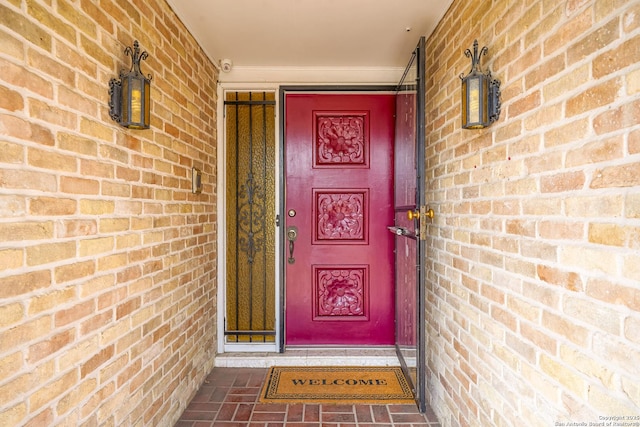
xmin=464 ymin=39 xmax=488 ymax=74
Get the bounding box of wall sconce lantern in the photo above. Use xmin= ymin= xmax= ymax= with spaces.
xmin=460 ymin=40 xmax=501 ymax=129
xmin=109 ymin=40 xmax=152 ymax=129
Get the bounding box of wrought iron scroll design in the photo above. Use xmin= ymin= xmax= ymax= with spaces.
xmin=237 ymin=173 xmax=265 ymax=264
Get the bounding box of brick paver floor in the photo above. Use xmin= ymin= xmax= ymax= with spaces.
xmin=176 ymin=367 xmax=442 ymax=426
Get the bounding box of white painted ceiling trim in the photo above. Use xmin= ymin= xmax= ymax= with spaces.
xmin=218 ymin=65 xmax=406 ymax=84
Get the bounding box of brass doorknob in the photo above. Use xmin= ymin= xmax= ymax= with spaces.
xmin=407 ymin=208 xmax=434 ymax=221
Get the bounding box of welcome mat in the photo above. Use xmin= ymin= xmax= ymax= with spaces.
xmin=259 ymin=366 xmax=415 ymax=404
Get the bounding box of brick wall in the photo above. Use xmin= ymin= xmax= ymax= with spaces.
xmin=424 ymin=0 xmax=640 ymax=425
xmin=0 ymin=0 xmax=218 ymax=425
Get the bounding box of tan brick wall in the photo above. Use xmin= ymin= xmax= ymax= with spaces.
xmin=0 ymin=0 xmax=218 ymax=425
xmin=424 ymin=0 xmax=640 ymax=425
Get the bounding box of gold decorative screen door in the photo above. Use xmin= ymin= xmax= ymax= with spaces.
xmin=224 ymin=92 xmax=276 ymax=343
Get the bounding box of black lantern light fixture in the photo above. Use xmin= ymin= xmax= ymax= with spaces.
xmin=460 ymin=40 xmax=501 ymax=129
xmin=109 ymin=40 xmax=152 ymax=129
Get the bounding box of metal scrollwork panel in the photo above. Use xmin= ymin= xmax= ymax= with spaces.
xmin=237 ymin=175 xmax=266 ymax=264
xmin=224 ymin=91 xmax=276 ymax=343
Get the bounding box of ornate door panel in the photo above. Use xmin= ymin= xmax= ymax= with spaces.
xmin=284 ymin=94 xmax=395 ymax=346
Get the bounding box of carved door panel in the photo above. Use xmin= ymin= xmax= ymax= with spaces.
xmin=284 ymin=93 xmax=395 ymax=346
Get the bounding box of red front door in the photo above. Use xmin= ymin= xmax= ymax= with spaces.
xmin=284 ymin=93 xmax=395 ymax=346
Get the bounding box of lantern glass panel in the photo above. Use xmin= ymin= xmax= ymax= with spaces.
xmin=121 ymin=77 xmax=129 ymax=124
xmin=143 ymin=79 xmax=150 ymax=127
xmin=468 ymin=77 xmax=480 ymax=124
xmin=129 ymin=77 xmax=143 ymax=125
xmin=461 ymin=80 xmax=468 ymax=125
xmin=481 ymin=76 xmax=489 ymax=124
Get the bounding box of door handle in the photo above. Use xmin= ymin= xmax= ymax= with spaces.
xmin=387 ymin=226 xmax=409 ymax=236
xmin=286 ymin=226 xmax=298 ymax=264
xmin=407 ymin=207 xmax=434 ymax=241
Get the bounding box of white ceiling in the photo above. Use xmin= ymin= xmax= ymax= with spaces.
xmin=167 ymin=0 xmax=453 ymax=72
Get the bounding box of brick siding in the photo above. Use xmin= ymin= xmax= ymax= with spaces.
xmin=0 ymin=0 xmax=218 ymax=425
xmin=424 ymin=0 xmax=640 ymax=425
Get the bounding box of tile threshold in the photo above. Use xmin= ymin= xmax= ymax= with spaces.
xmin=215 ymin=347 xmax=400 ymax=368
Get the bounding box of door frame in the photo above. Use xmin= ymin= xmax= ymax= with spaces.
xmin=277 ymin=86 xmax=396 ymax=351
xmin=217 ymin=83 xmax=426 ymax=362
